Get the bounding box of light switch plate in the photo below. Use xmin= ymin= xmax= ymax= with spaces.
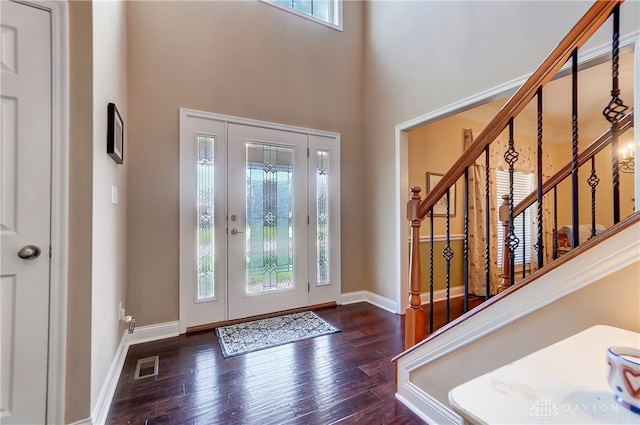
xmin=111 ymin=185 xmax=119 ymax=205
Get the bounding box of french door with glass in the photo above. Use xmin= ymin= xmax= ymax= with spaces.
xmin=179 ymin=110 xmax=340 ymax=332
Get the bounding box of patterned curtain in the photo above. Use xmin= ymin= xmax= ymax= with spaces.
xmin=464 ymin=129 xmax=554 ymax=295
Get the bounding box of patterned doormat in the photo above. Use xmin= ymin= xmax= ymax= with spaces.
xmin=215 ymin=311 xmax=340 ymax=358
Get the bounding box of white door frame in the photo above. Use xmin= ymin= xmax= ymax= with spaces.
xmin=14 ymin=1 xmax=70 ymax=423
xmin=634 ymin=36 xmax=640 ymax=213
xmin=179 ymin=108 xmax=341 ymax=332
xmin=393 ymin=39 xmax=638 ymax=314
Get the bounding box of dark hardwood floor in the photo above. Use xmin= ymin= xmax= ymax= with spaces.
xmin=106 ymin=303 xmax=426 ymax=425
xmin=426 ymin=295 xmax=485 ymax=334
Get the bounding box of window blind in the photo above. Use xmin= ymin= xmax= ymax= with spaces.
xmin=496 ymin=170 xmax=534 ymax=266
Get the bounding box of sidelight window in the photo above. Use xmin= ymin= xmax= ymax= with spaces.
xmin=316 ymin=150 xmax=330 ymax=285
xmin=197 ymin=135 xmax=215 ymax=300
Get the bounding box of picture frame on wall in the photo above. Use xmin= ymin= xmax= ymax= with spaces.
xmin=426 ymin=172 xmax=456 ymax=217
xmin=107 ymin=102 xmax=124 ymax=164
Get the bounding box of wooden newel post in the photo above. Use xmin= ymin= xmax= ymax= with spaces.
xmin=498 ymin=194 xmax=511 ymax=293
xmin=406 ymin=186 xmax=425 ymax=349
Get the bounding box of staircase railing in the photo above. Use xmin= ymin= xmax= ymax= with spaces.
xmin=405 ymin=0 xmax=631 ymax=349
xmin=498 ymin=110 xmax=635 ymax=288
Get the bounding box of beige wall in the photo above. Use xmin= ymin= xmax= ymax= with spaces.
xmin=364 ymin=0 xmax=639 ymax=300
xmin=126 ymin=1 xmax=365 ymax=326
xmin=67 ymin=1 xmax=93 ymax=422
xmin=417 ymin=240 xmax=464 ymax=293
xmin=90 ymin=0 xmax=128 ymax=412
xmin=408 ymin=118 xmax=471 ymax=237
xmin=63 ymin=2 xmax=639 ymax=421
xmin=410 ymin=260 xmax=640 ymax=406
xmin=408 ymin=112 xmax=559 ymax=292
xmin=66 ymin=0 xmax=128 ymax=422
xmin=408 ymin=101 xmax=635 ymax=238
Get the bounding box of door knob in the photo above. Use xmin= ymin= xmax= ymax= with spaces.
xmin=230 ymin=228 xmax=244 ymax=235
xmin=18 ymin=245 xmax=41 ymax=260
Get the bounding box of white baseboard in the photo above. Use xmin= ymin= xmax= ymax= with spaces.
xmin=125 ymin=320 xmax=180 ymax=346
xmin=91 ymin=331 xmax=128 ymax=425
xmin=340 ymin=287 xmax=465 ymax=314
xmin=68 ymin=418 xmax=93 ymax=425
xmin=396 ymin=382 xmax=460 ymax=425
xmin=420 ymin=285 xmax=464 ymax=305
xmin=395 ymin=221 xmax=640 ymax=422
xmin=340 ymin=290 xmax=397 ymax=313
xmin=90 ymin=321 xmax=180 ymax=425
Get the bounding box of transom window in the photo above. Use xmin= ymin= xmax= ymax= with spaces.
xmin=261 ymin=0 xmax=342 ymax=31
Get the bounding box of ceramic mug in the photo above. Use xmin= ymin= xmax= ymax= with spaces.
xmin=607 ymin=346 xmax=640 ymax=414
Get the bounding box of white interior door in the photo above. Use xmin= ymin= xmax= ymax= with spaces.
xmin=227 ymin=124 xmax=309 ymax=320
xmin=0 ymin=1 xmax=52 ymax=423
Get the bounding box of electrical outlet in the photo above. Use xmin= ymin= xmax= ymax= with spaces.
xmin=119 ymin=302 xmax=125 ymax=321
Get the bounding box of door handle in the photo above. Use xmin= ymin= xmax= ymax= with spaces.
xmin=230 ymin=228 xmax=244 ymax=235
xmin=17 ymin=245 xmax=41 ymax=260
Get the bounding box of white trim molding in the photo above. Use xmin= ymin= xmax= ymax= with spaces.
xmin=635 ymin=36 xmax=640 ymax=213
xmin=91 ymin=331 xmax=128 ymax=425
xmin=179 ymin=108 xmax=341 ymax=331
xmin=91 ymin=321 xmax=179 ymax=425
xmin=393 ymin=33 xmax=640 ymax=339
xmin=396 ymin=382 xmax=460 ymax=425
xmin=258 ymin=0 xmax=343 ymax=32
xmin=68 ymin=418 xmax=93 ymax=425
xmin=395 ymin=221 xmax=640 ymax=422
xmin=25 ymin=0 xmax=72 ymax=423
xmin=420 ymin=285 xmax=464 ymax=305
xmin=126 ymin=321 xmax=180 ymax=346
xmin=340 ymin=290 xmax=397 ymax=314
xmin=412 ymin=234 xmax=465 ymax=243
xmin=180 ymin=108 xmax=340 ymax=140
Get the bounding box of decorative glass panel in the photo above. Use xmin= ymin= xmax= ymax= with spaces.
xmin=246 ymin=143 xmax=294 ymax=294
xmin=316 ymin=150 xmax=330 ymax=285
xmin=197 ymin=135 xmax=215 ymax=300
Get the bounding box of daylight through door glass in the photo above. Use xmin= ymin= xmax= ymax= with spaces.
xmin=316 ymin=149 xmax=330 ymax=285
xmin=196 ymin=135 xmax=215 ymax=300
xmin=246 ymin=143 xmax=294 ymax=294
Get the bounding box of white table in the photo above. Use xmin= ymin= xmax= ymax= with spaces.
xmin=449 ymin=325 xmax=640 ymax=424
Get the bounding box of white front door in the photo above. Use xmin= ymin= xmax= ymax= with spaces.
xmin=227 ymin=124 xmax=309 ymax=320
xmin=0 ymin=1 xmax=52 ymax=423
xmin=179 ymin=111 xmax=341 ymax=331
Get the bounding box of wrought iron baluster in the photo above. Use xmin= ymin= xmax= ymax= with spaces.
xmin=571 ymin=49 xmax=580 ymax=249
xmin=535 ymin=87 xmax=544 ymax=268
xmin=442 ymin=189 xmax=454 ymax=324
xmin=603 ymin=4 xmax=628 ymax=225
xmin=463 ymin=169 xmax=469 ymax=313
xmin=429 ymin=210 xmax=434 ymax=334
xmin=484 ymin=147 xmax=491 ymax=300
xmin=588 ymin=156 xmax=600 ymax=238
xmin=522 ymin=213 xmax=526 ymax=279
xmin=553 ymin=186 xmax=558 ymax=259
xmin=504 ymin=119 xmax=520 ymax=288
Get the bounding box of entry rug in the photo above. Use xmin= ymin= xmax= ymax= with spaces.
xmin=215 ymin=311 xmax=340 ymax=358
